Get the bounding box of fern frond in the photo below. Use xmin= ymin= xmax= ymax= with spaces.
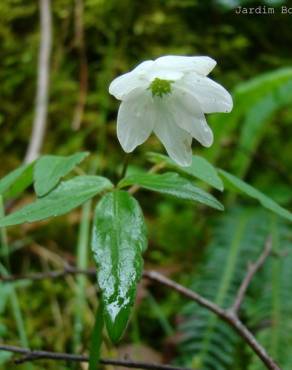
xmin=247 ymin=216 xmax=292 ymax=370
xmin=176 ymin=207 xmax=271 ymax=369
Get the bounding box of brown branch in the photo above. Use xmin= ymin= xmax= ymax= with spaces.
xmin=0 ymin=240 xmax=280 ymax=369
xmin=71 ymin=0 xmax=88 ymax=131
xmin=144 ymin=269 xmax=280 ymax=370
xmin=0 ymin=344 xmax=189 ymax=370
xmin=232 ymin=236 xmax=272 ymax=313
xmin=143 ymin=270 xmax=227 ymax=318
xmin=25 ymin=0 xmax=52 ymax=163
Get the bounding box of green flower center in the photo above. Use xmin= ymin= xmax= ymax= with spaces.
xmin=148 ymin=78 xmax=173 ymax=97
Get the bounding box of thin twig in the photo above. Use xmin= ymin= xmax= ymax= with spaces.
xmin=0 ymin=241 xmax=280 ymax=369
xmin=144 ymin=269 xmax=280 ymax=370
xmin=71 ymin=0 xmax=88 ymax=131
xmin=143 ymin=270 xmax=227 ymax=318
xmin=0 ymin=344 xmax=189 ymax=370
xmin=0 ymin=266 xmax=96 ymax=283
xmin=232 ymin=236 xmax=272 ymax=313
xmin=25 ymin=0 xmax=52 ymax=163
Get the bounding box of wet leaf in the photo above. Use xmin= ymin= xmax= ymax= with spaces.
xmin=91 ymin=190 xmax=147 ymax=342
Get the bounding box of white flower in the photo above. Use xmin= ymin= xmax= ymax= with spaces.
xmin=109 ymin=55 xmax=233 ymax=166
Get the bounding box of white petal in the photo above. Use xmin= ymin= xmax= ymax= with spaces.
xmin=109 ymin=60 xmax=154 ymax=100
xmin=134 ymin=58 xmax=184 ymax=81
xmin=178 ymin=73 xmax=233 ymax=113
xmin=169 ymin=89 xmax=213 ymax=147
xmin=117 ymin=89 xmax=154 ymax=152
xmin=155 ymin=55 xmax=217 ymax=76
xmin=146 ymin=67 xmax=184 ymax=82
xmin=109 ymin=71 xmax=147 ymax=100
xmin=153 ymin=102 xmax=192 ymax=166
xmin=133 ymin=60 xmax=154 ymax=74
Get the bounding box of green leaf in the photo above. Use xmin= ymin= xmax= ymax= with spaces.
xmin=231 ymin=79 xmax=292 ymax=177
xmin=34 ymin=152 xmax=89 ymax=196
xmin=147 ymin=152 xmax=224 ymax=191
xmin=0 ymin=176 xmax=113 ymax=227
xmin=0 ymin=351 xmax=12 ymax=365
xmin=206 ymin=67 xmax=292 ymax=163
xmin=91 ymin=190 xmax=147 ymax=343
xmin=219 ymin=169 xmax=292 ymax=222
xmin=0 ymin=163 xmax=34 ymax=199
xmin=119 ymin=172 xmax=224 ymax=211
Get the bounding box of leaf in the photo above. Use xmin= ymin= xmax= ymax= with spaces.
xmin=34 ymin=152 xmax=89 ymax=196
xmin=231 ymin=79 xmax=292 ymax=177
xmin=0 ymin=176 xmax=113 ymax=227
xmin=147 ymin=152 xmax=224 ymax=191
xmin=218 ymin=169 xmax=292 ymax=222
xmin=246 ymin=216 xmax=292 ymax=369
xmin=206 ymin=67 xmax=292 ymax=163
xmin=0 ymin=351 xmax=12 ymax=365
xmin=119 ymin=172 xmax=224 ymax=211
xmin=0 ymin=163 xmax=34 ymax=199
xmin=0 ymin=284 xmax=11 ymax=313
xmin=91 ymin=190 xmax=147 ymax=343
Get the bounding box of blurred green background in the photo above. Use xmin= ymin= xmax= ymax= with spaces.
xmin=1 ymin=0 xmax=292 ymax=369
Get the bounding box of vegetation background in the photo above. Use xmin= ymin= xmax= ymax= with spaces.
xmin=0 ymin=0 xmax=292 ymax=369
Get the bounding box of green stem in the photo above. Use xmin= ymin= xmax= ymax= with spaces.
xmin=0 ymin=197 xmax=30 ymax=352
xmin=73 ymin=158 xmax=99 ymax=353
xmin=119 ymin=154 xmax=130 ymax=181
xmin=270 ymin=216 xmax=280 ymax=358
xmin=10 ymin=289 xmax=29 ymax=347
xmin=0 ymin=263 xmax=30 ymax=349
xmin=73 ymin=199 xmax=92 ymax=351
xmin=0 ymin=195 xmax=10 ymax=269
xmin=89 ymin=303 xmax=104 ymax=370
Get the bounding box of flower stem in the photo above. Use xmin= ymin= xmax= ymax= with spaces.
xmin=119 ymin=153 xmax=130 ymax=180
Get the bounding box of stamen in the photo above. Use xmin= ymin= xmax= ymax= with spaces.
xmin=148 ymin=78 xmax=173 ymax=97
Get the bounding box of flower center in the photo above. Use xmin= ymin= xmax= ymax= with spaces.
xmin=148 ymin=78 xmax=173 ymax=97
